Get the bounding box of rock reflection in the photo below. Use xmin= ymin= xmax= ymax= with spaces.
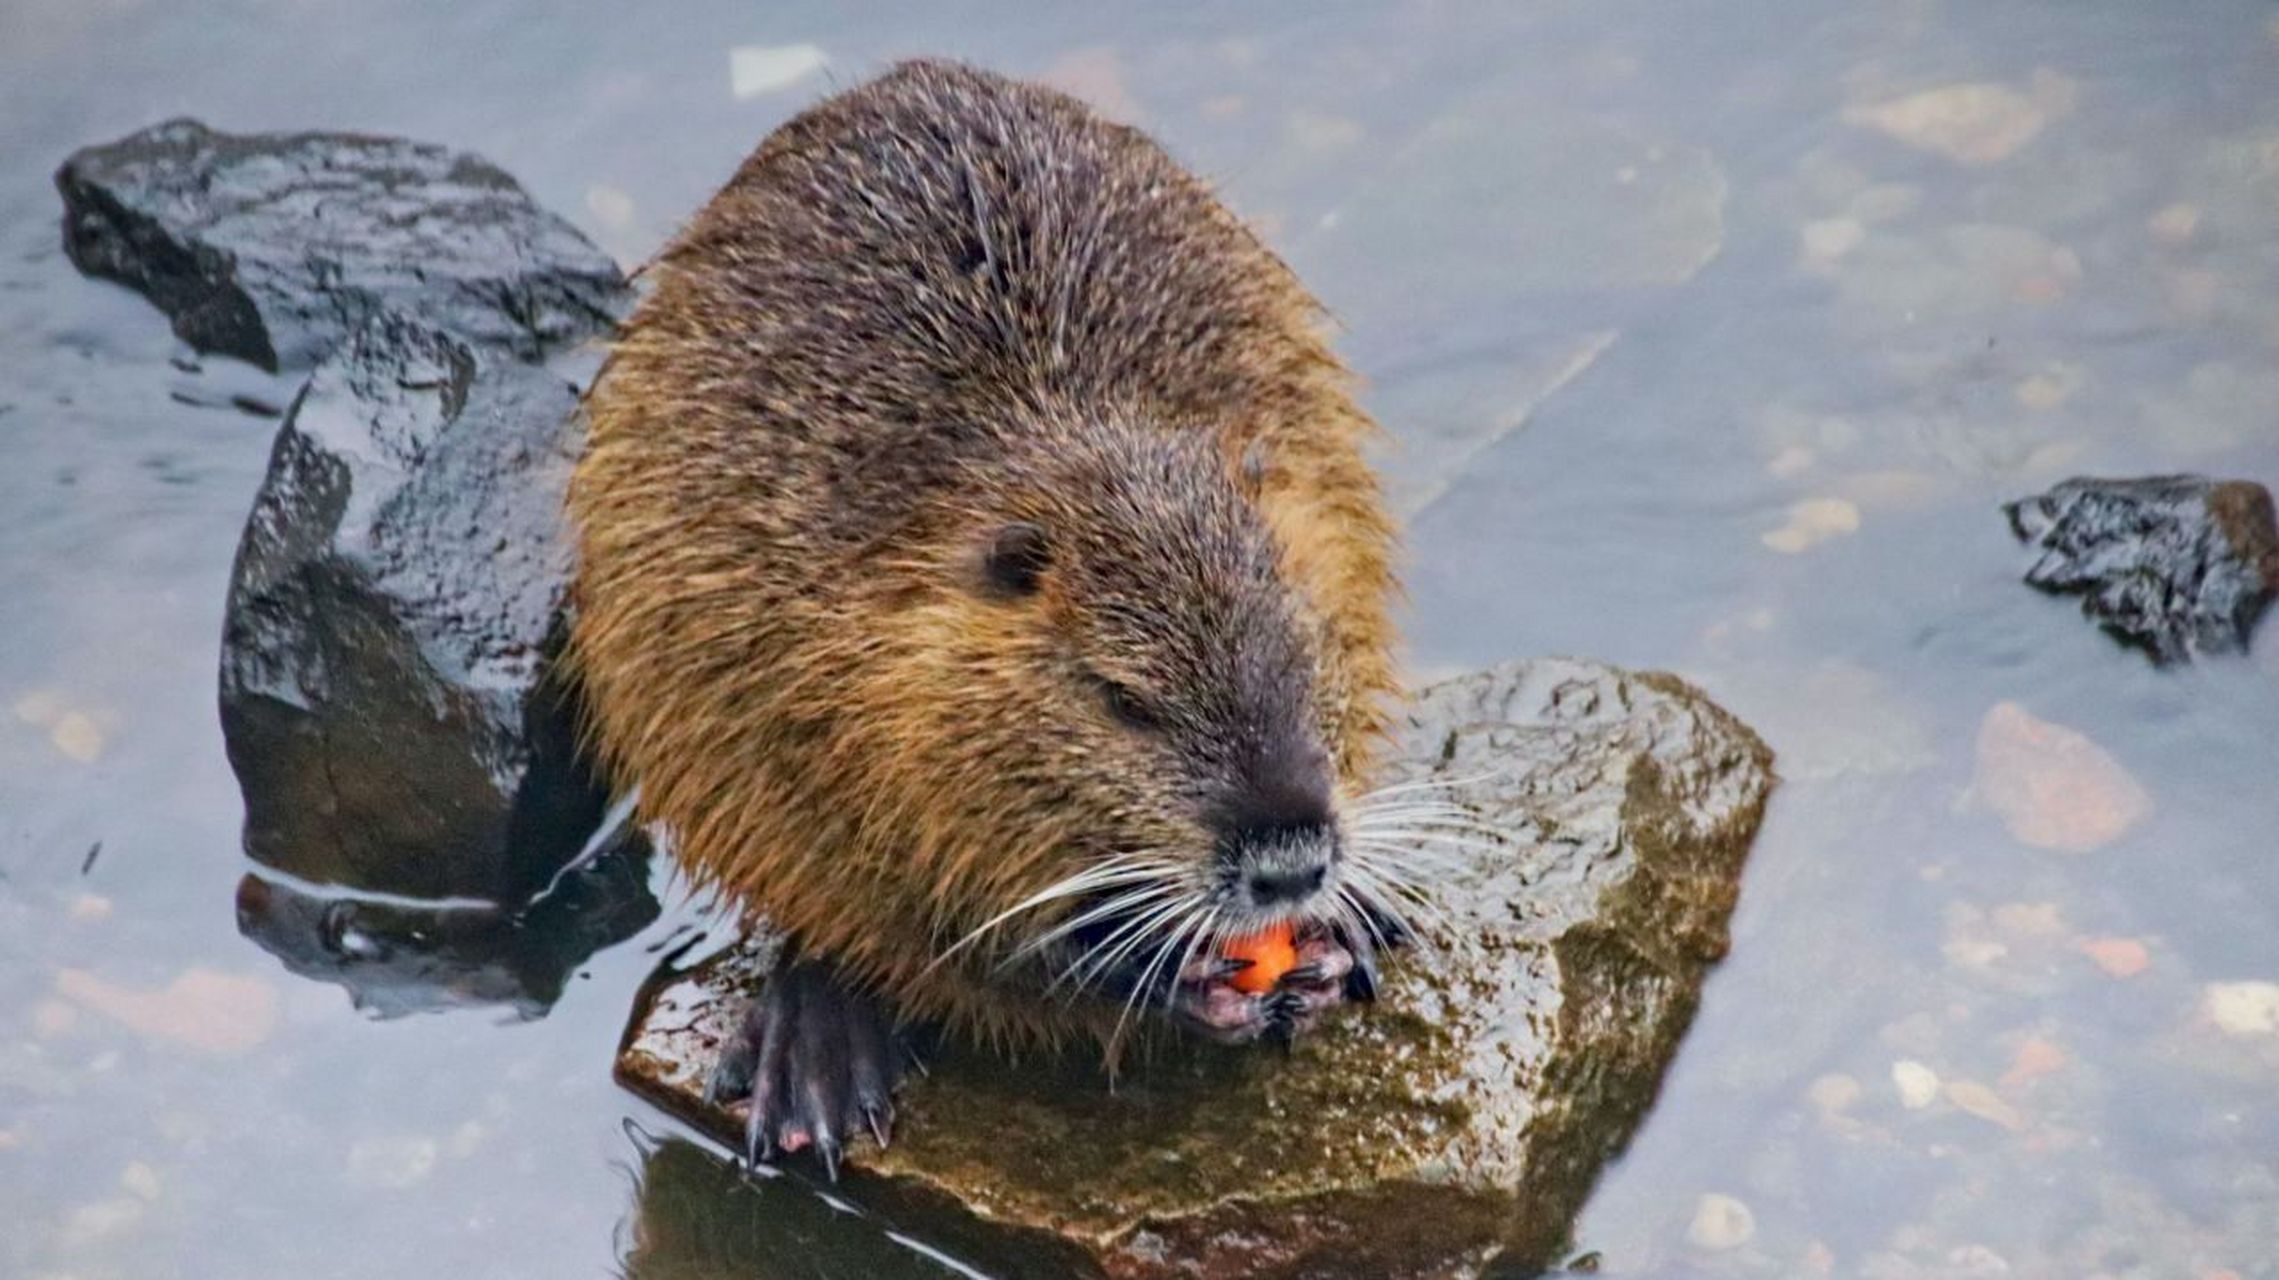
xmin=622 ymin=1135 xmax=971 ymax=1280
xmin=235 ymin=828 xmax=659 ymax=1019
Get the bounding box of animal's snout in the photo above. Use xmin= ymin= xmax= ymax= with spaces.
xmin=1220 ymin=813 xmax=1336 ymax=908
xmin=1244 ymin=858 xmax=1327 ymax=906
xmin=1211 ymin=731 xmax=1339 ymax=910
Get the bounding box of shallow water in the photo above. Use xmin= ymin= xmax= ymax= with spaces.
xmin=4 ymin=2 xmax=2278 ymax=1276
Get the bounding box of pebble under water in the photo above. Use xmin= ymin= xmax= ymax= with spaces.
xmin=3 ymin=2 xmax=2278 ymax=1277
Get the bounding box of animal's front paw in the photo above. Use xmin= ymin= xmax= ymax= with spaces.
xmin=704 ymin=957 xmax=905 ymax=1180
xmin=1168 ymin=922 xmax=1381 ymax=1044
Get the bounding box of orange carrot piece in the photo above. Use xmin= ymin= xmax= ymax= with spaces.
xmin=1222 ymin=922 xmax=1298 ymax=994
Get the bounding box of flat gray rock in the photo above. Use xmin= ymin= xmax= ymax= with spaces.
xmin=57 ymin=118 xmax=629 ymax=371
xmin=220 ymin=314 xmax=606 ymax=903
xmin=616 ymin=658 xmax=1775 ymax=1279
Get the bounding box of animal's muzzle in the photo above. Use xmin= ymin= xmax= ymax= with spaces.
xmin=1223 ymin=820 xmax=1336 ymax=911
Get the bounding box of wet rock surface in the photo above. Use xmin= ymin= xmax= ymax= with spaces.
xmin=617 ymin=658 xmax=1775 ymax=1279
xmin=56 ymin=119 xmax=629 ymax=371
xmin=220 ymin=314 xmax=607 ymax=903
xmin=2004 ymin=475 xmax=2279 ymax=664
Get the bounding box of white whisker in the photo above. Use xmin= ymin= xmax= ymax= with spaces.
xmin=1333 ymin=882 xmax=1393 ymax=955
xmin=1349 ymin=797 xmax=1487 ymax=816
xmin=1347 ymin=810 xmax=1510 ymax=838
xmin=1349 ymin=824 xmax=1507 ymax=846
xmin=1351 ymin=768 xmax=1503 ymax=803
xmin=1347 ymin=841 xmax=1476 ymax=877
xmin=1349 ymin=793 xmax=1495 ymax=814
xmin=1160 ymin=902 xmax=1219 ymax=1013
xmin=1354 ymin=833 xmax=1485 ymax=853
xmin=1342 ymin=859 xmax=1460 ymax=947
xmin=1113 ymin=909 xmax=1202 ymax=1050
xmin=1350 ymin=834 xmax=1505 ymax=861
xmin=1002 ymin=882 xmax=1181 ymax=964
xmin=1055 ymin=893 xmax=1196 ymax=994
xmin=1054 ymin=898 xmax=1182 ymax=992
xmin=1349 ymin=829 xmax=1509 ymax=851
xmin=923 ymin=853 xmax=1183 ymax=975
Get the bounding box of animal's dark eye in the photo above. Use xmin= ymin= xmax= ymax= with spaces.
xmin=1098 ymin=678 xmax=1163 ymax=733
xmin=978 ymin=522 xmax=1050 ymax=598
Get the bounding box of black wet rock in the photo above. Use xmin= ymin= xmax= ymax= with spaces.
xmin=235 ymin=824 xmax=658 ymax=1020
xmin=2005 ymin=475 xmax=2279 ymax=664
xmin=220 ymin=314 xmax=607 ymax=903
xmin=618 ymin=658 xmax=1776 ymax=1280
xmin=57 ymin=119 xmax=628 ymax=372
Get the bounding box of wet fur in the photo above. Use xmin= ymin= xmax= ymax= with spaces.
xmin=568 ymin=60 xmax=1398 ymax=1050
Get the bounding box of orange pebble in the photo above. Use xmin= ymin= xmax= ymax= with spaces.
xmin=1223 ymin=922 xmax=1297 ymax=994
xmin=2000 ymin=1036 xmax=2068 ymax=1087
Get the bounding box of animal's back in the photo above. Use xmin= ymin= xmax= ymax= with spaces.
xmin=600 ymin=60 xmax=1360 ymax=533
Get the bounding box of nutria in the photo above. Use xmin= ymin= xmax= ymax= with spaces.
xmin=570 ymin=59 xmax=1422 ymax=1172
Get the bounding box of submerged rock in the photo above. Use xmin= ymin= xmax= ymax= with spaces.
xmin=2004 ymin=475 xmax=2279 ymax=664
xmin=54 ymin=967 xmax=281 ymax=1058
xmin=220 ymin=315 xmax=607 ymax=903
xmin=1971 ymin=702 xmax=2151 ymax=854
xmin=56 ymin=119 xmax=628 ymax=371
xmin=617 ymin=658 xmax=1775 ymax=1279
xmin=1841 ymin=72 xmax=2078 ymax=167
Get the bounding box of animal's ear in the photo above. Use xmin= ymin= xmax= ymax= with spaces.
xmin=976 ymin=521 xmax=1051 ymax=598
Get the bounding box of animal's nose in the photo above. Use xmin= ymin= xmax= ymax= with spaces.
xmin=1210 ymin=735 xmax=1338 ymax=907
xmin=1246 ymin=861 xmax=1327 ymax=905
xmin=1222 ymin=813 xmax=1335 ymax=907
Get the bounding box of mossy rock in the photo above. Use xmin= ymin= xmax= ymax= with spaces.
xmin=617 ymin=657 xmax=1774 ymax=1278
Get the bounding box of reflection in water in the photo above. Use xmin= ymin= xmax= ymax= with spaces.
xmin=622 ymin=1135 xmax=971 ymax=1280
xmin=234 ymin=830 xmax=660 ymax=1020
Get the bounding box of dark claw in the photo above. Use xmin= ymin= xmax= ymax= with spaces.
xmin=1263 ymin=990 xmax=1304 ymax=1045
xmin=1284 ymin=934 xmax=1354 ymax=992
xmin=816 ymin=1134 xmax=843 ymax=1182
xmin=744 ymin=1103 xmax=771 ymax=1165
xmin=847 ymin=1002 xmax=894 ymax=1113
xmin=707 ymin=956 xmax=908 ymax=1181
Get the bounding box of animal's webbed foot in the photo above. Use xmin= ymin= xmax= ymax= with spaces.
xmin=704 ymin=957 xmax=905 ymax=1180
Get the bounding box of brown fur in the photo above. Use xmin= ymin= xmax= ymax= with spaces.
xmin=568 ymin=60 xmax=1398 ymax=1048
